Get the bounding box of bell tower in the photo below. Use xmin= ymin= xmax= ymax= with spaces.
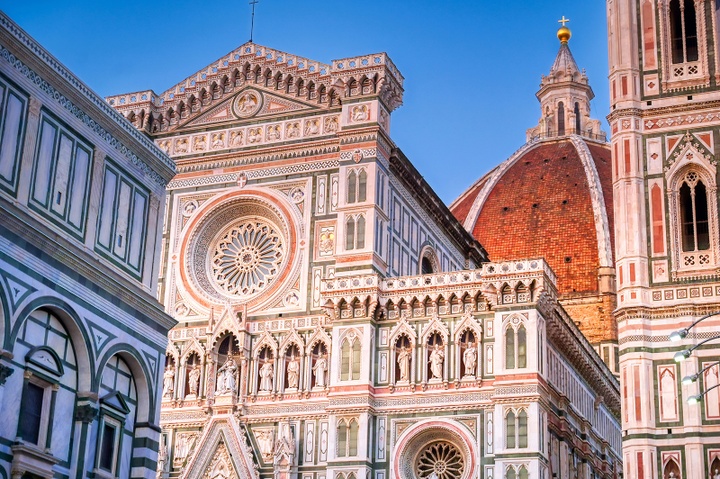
xmin=608 ymin=0 xmax=720 ymax=477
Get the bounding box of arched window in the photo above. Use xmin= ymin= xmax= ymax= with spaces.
xmin=340 ymin=334 xmax=361 ymax=381
xmin=505 ymin=327 xmax=515 ymax=369
xmin=347 ymin=170 xmax=357 ymax=203
xmin=518 ymin=466 xmax=529 ymax=479
xmin=679 ymin=173 xmax=709 ymax=252
xmin=352 ymin=340 xmax=361 ymax=379
xmin=505 ymin=322 xmax=527 ymax=370
xmin=356 ymin=215 xmax=365 ymax=249
xmin=346 ymin=217 xmax=356 ymax=251
xmin=670 ymin=0 xmax=698 ymax=64
xmin=341 ymin=340 xmax=351 ymax=381
xmin=358 ymin=170 xmax=367 ymax=202
xmin=557 ymin=101 xmax=565 ymax=136
xmin=574 ymin=102 xmax=581 ymax=134
xmin=337 ymin=420 xmax=348 ymax=457
xmin=518 ymin=409 xmax=528 ymax=447
xmin=421 ymin=257 xmax=434 ymax=275
xmin=517 ymin=325 xmax=527 ymax=368
xmin=506 ymin=468 xmax=517 ymax=479
xmin=506 ymin=408 xmax=528 ymax=450
xmin=506 ymin=410 xmax=516 ymax=448
xmin=348 ymin=420 xmax=359 ymax=456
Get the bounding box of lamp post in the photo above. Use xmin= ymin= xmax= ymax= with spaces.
xmin=673 ymin=334 xmax=720 ymax=362
xmin=687 ymin=383 xmax=720 ymax=405
xmin=669 ymin=311 xmax=720 ymax=342
xmin=682 ymin=359 xmax=720 ymax=385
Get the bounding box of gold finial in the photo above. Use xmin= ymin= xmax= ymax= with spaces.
xmin=557 ymin=16 xmax=571 ymax=43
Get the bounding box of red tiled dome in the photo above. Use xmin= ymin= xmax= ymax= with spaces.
xmin=451 ymin=138 xmax=614 ymax=297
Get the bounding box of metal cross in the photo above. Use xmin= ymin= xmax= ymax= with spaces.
xmin=558 ymin=16 xmax=570 ymax=27
xmin=249 ymin=0 xmax=259 ymax=43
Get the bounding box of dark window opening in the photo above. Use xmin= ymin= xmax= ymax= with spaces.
xmin=19 ymin=382 xmax=44 ymax=444
xmin=557 ymin=101 xmax=565 ymax=136
xmin=99 ymin=423 xmax=117 ymax=471
xmin=421 ymin=257 xmax=434 ymax=275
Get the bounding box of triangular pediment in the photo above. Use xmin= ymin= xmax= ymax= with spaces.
xmin=181 ymin=417 xmax=258 ymax=479
xmin=179 ymin=87 xmax=320 ymax=131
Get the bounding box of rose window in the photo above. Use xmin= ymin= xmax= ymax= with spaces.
xmin=211 ymin=221 xmax=284 ymax=296
xmin=415 ymin=441 xmax=465 ymax=479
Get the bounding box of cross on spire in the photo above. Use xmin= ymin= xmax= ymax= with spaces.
xmin=558 ymin=16 xmax=570 ymax=27
xmin=249 ymin=0 xmax=259 ymax=43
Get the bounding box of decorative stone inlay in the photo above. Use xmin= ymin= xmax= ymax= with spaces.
xmin=212 ymin=221 xmax=285 ymax=297
xmin=415 ymin=441 xmax=464 ymax=479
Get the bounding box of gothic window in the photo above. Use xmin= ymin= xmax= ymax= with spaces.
xmin=358 ymin=170 xmax=367 ymax=202
xmin=345 ymin=215 xmax=365 ymax=251
xmin=347 ymin=170 xmax=357 ymax=203
xmin=340 ymin=334 xmax=361 ymax=381
xmin=505 ymin=408 xmax=528 ymax=449
xmin=336 ymin=418 xmax=359 ymax=457
xmin=505 ymin=323 xmax=527 ymax=370
xmin=506 ymin=467 xmax=516 ymax=479
xmin=346 ymin=217 xmax=355 ymax=250
xmin=679 ymin=173 xmax=709 ymax=252
xmin=668 ymin=164 xmax=718 ymax=275
xmin=356 ymin=215 xmax=365 ymax=249
xmin=346 ymin=168 xmax=367 ymax=204
xmin=421 ymin=257 xmax=434 ymax=274
xmin=557 ymin=101 xmax=565 ymax=136
xmin=519 ymin=466 xmax=529 ymax=479
xmin=670 ymin=0 xmax=698 ymax=64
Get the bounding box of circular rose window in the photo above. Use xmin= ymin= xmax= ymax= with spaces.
xmin=181 ymin=192 xmax=297 ymax=307
xmin=211 ymin=221 xmax=284 ymax=296
xmin=415 ymin=441 xmax=465 ymax=479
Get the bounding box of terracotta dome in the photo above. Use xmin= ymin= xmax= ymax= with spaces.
xmin=450 ymin=34 xmax=618 ymax=356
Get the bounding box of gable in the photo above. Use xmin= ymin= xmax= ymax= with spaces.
xmin=179 ymin=87 xmax=321 ymax=131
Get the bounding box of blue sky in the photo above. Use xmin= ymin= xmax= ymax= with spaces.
xmin=2 ymin=0 xmax=609 ymax=204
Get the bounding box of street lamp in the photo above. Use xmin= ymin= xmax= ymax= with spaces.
xmin=688 ymin=383 xmax=720 ymax=405
xmin=673 ymin=335 xmax=720 ymax=362
xmin=669 ymin=311 xmax=720 ymax=342
xmin=682 ymin=359 xmax=720 ymax=385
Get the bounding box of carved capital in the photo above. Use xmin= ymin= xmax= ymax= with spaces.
xmin=74 ymin=404 xmax=98 ymax=423
xmin=0 ymin=364 xmax=13 ymax=386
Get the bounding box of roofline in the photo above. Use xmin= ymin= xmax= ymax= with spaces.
xmin=389 ymin=147 xmax=488 ymax=266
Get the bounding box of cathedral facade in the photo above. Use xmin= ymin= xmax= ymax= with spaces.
xmin=0 ymin=13 xmax=175 ymax=479
xmin=109 ymin=40 xmax=621 ymax=479
xmin=608 ymin=0 xmax=720 ymax=478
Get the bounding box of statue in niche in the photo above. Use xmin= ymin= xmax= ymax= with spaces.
xmin=175 ymin=138 xmax=188 ymax=153
xmin=429 ymin=343 xmax=444 ymax=380
xmin=712 ymin=469 xmax=720 ymax=479
xmin=187 ymin=365 xmax=201 ymax=397
xmin=162 ymin=365 xmax=175 ymax=398
xmin=286 ymin=354 xmax=299 ymax=389
xmin=304 ymin=119 xmax=319 ymax=136
xmin=313 ymin=352 xmax=328 ymax=388
xmin=324 ymin=116 xmax=338 ymax=133
xmin=267 ymin=125 xmax=281 ymax=141
xmin=396 ymin=346 xmax=411 ymax=382
xmin=215 ymin=357 xmax=237 ymax=395
xmin=463 ymin=341 xmax=477 ymax=377
xmin=259 ymin=359 xmax=274 ymax=392
xmin=193 ymin=136 xmax=206 ymax=151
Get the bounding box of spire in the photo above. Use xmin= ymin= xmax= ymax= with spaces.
xmin=525 ymin=18 xmax=606 ymax=142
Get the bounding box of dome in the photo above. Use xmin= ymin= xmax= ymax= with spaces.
xmin=451 ymin=137 xmax=616 ymax=347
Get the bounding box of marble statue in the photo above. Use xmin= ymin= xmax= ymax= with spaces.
xmin=313 ymin=352 xmax=328 ymax=388
xmin=187 ymin=365 xmax=200 ymax=397
xmin=259 ymin=359 xmax=274 ymax=392
xmin=463 ymin=341 xmax=477 ymax=376
xmin=429 ymin=344 xmax=444 ymax=380
xmin=215 ymin=357 xmax=237 ymax=394
xmin=286 ymin=354 xmax=299 ymax=389
xmin=397 ymin=346 xmax=411 ymax=381
xmin=162 ymin=365 xmax=175 ymax=398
